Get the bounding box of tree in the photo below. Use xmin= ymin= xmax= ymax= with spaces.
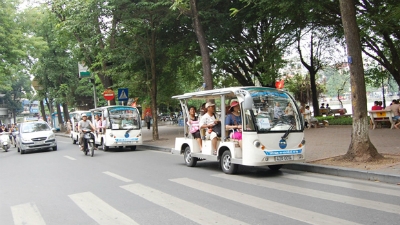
xmin=171 ymin=0 xmax=213 ymax=90
xmin=285 ymin=74 xmax=325 ymax=109
xmin=296 ymin=27 xmax=339 ymax=116
xmin=50 ymin=0 xmax=115 ymax=103
xmin=0 ymin=0 xmax=37 ymax=121
xmin=357 ymin=0 xmax=400 ymax=87
xmin=339 ymin=0 xmax=382 ymax=161
xmin=324 ymin=66 xmax=350 ymax=108
xmin=216 ymin=0 xmax=298 ymax=87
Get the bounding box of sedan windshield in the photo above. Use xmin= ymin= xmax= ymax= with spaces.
xmin=21 ymin=123 xmax=51 ymax=133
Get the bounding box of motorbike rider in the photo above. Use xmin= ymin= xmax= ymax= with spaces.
xmin=78 ymin=114 xmax=96 ymax=151
xmin=9 ymin=124 xmax=16 ymax=145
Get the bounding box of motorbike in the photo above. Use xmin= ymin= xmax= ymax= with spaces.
xmin=82 ymin=129 xmax=95 ymax=157
xmin=11 ymin=132 xmax=17 ymax=148
xmin=1 ymin=132 xmax=11 ymax=152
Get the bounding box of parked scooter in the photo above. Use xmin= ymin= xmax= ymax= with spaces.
xmin=81 ymin=128 xmax=95 ymax=157
xmin=1 ymin=132 xmax=11 ymax=152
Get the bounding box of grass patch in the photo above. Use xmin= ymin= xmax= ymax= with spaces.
xmin=315 ymin=116 xmax=353 ymax=125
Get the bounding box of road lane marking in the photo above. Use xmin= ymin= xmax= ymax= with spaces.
xmin=103 ymin=171 xmax=132 ymax=182
xmin=282 ymin=173 xmax=400 ymax=197
xmin=64 ymin=156 xmax=76 ymax=160
xmin=69 ymin=192 xmax=139 ymax=225
xmin=57 ymin=141 xmax=71 ymax=144
xmin=171 ymin=178 xmax=361 ymax=225
xmin=121 ymin=183 xmax=249 ymax=225
xmin=213 ymin=174 xmax=400 ymax=215
xmin=11 ymin=202 xmax=46 ymax=225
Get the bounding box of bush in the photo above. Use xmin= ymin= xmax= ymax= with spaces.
xmin=314 ymin=116 xmax=353 ymax=125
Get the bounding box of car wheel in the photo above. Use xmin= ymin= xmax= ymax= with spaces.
xmin=21 ymin=150 xmax=25 ymax=154
xmin=102 ymin=140 xmax=109 ymax=151
xmin=130 ymin=146 xmax=137 ymax=151
xmin=53 ymin=146 xmax=58 ymax=151
xmin=221 ymin=150 xmax=238 ymax=174
xmin=184 ymin=146 xmax=197 ymax=167
xmin=268 ymin=165 xmax=282 ymax=171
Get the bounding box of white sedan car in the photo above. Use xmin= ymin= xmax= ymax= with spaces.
xmin=16 ymin=121 xmax=57 ymax=154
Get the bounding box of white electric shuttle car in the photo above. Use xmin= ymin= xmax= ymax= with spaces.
xmin=172 ymin=87 xmax=306 ymax=174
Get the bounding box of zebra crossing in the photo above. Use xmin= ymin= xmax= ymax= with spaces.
xmin=8 ymin=171 xmax=400 ymax=225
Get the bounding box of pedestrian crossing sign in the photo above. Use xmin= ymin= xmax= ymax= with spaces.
xmin=118 ymin=88 xmax=129 ymax=101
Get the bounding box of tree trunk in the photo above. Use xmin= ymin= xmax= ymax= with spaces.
xmin=56 ymin=103 xmax=64 ymax=132
xmin=150 ymin=19 xmax=159 ymax=140
xmin=190 ymin=0 xmax=213 ymax=90
xmin=46 ymin=97 xmax=54 ymax=123
xmin=62 ymin=103 xmax=70 ymax=123
xmin=297 ymin=34 xmax=320 ymax=116
xmin=40 ymin=100 xmax=47 ymax=123
xmin=310 ymin=71 xmax=320 ymax=116
xmin=339 ymin=0 xmax=382 ymax=161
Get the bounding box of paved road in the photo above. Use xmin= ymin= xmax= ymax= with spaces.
xmin=1 ymin=136 xmax=399 ymax=224
xmin=139 ymin=124 xmax=400 ymax=181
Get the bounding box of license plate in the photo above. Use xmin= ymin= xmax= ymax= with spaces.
xmin=34 ymin=141 xmax=44 ymax=145
xmin=275 ymin=155 xmax=293 ymax=161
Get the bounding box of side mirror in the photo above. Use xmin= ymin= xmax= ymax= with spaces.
xmin=242 ymin=92 xmax=253 ymax=110
xmin=235 ymin=89 xmax=253 ymax=110
xmin=52 ymin=128 xmax=56 ymax=132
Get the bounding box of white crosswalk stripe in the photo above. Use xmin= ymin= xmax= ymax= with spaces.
xmin=171 ymin=177 xmax=362 ymax=225
xmin=9 ymin=172 xmax=399 ymax=224
xmin=103 ymin=171 xmax=133 ymax=182
xmin=69 ymin=192 xmax=139 ymax=225
xmin=213 ymin=174 xmax=400 ymax=215
xmin=63 ymin=155 xmax=76 ymax=160
xmin=121 ymin=183 xmax=249 ymax=225
xmin=11 ymin=202 xmax=46 ymax=225
xmin=282 ymin=173 xmax=400 ymax=196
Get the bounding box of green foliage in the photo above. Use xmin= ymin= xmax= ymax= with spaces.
xmin=323 ymin=67 xmax=350 ymax=98
xmin=364 ymin=66 xmax=390 ymax=88
xmin=315 ymin=116 xmax=352 ymax=125
xmin=285 ymin=74 xmax=325 ymax=105
xmin=0 ymin=0 xmax=35 ymax=112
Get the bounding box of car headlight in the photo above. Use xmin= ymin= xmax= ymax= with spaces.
xmin=48 ymin=134 xmax=55 ymax=140
xmin=21 ymin=137 xmax=32 ymax=142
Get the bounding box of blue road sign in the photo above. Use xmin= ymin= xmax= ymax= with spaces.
xmin=118 ymin=88 xmax=129 ymax=101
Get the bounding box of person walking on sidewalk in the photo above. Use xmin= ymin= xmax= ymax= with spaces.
xmin=145 ymin=112 xmax=152 ymax=130
xmin=66 ymin=119 xmax=71 ymax=134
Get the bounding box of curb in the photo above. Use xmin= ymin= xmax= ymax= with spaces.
xmin=138 ymin=145 xmax=173 ymax=153
xmin=283 ymin=163 xmax=400 ymax=185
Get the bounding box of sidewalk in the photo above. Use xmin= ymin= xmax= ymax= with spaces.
xmin=57 ymin=124 xmax=400 ymax=184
